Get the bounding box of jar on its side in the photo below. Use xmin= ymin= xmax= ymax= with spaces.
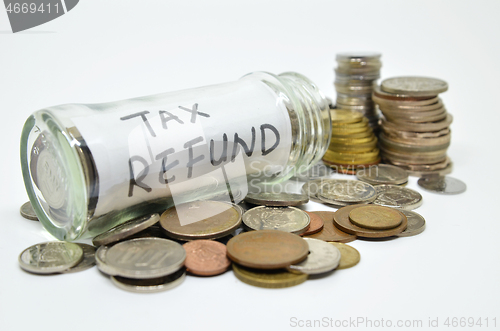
xmin=21 ymin=71 xmax=331 ymax=241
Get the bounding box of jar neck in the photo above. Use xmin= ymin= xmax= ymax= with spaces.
xmin=243 ymin=72 xmax=331 ymax=180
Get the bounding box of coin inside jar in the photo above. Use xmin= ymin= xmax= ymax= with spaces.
xmin=226 ymin=230 xmax=309 ymax=269
xmin=242 ymin=206 xmax=310 ymax=235
xmin=348 ymin=205 xmax=404 ymax=230
xmin=160 ymin=201 xmax=242 ymax=240
xmin=183 ymin=240 xmax=231 ymax=276
xmin=92 ymin=214 xmax=160 ymax=246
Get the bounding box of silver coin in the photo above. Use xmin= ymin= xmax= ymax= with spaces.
xmin=287 ymin=238 xmax=341 ymax=275
xmin=244 ymin=192 xmax=309 ymax=207
xmin=318 ymin=179 xmax=377 ymax=204
xmin=373 ymin=185 xmax=423 ymax=210
xmin=92 ymin=214 xmax=160 ymax=247
xmin=242 ymin=206 xmax=310 ymax=235
xmin=19 ymin=242 xmax=83 ymax=274
xmin=381 ymin=77 xmax=448 ymax=96
xmin=301 ymin=179 xmax=327 ymax=203
xmin=95 ymin=245 xmax=115 ymax=275
xmin=292 ymin=161 xmax=333 ymax=180
xmin=62 ymin=243 xmax=96 ymax=274
xmin=20 ymin=201 xmax=38 ymax=221
xmin=110 ymin=268 xmax=186 ymax=293
xmin=100 ymin=238 xmax=186 ymax=279
xmin=336 ymin=52 xmax=382 ymax=62
xmin=417 ymin=176 xmax=466 ymax=195
xmin=356 ymin=164 xmax=408 ymax=185
xmin=396 ymin=210 xmax=426 ymax=237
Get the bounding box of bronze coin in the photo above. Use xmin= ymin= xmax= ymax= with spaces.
xmin=226 ymin=230 xmax=309 ymax=269
xmin=183 ymin=240 xmax=231 ymax=276
xmin=303 ymin=211 xmax=356 ymax=243
xmin=300 ymin=212 xmax=324 ymax=236
xmin=349 ymin=205 xmax=403 ymax=230
xmin=333 ymin=205 xmax=407 ymax=238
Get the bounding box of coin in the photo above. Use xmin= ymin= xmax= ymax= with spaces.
xmin=111 ymin=268 xmax=186 ymax=293
xmin=318 ymin=179 xmax=377 ymax=204
xmin=232 ymin=263 xmax=307 ymax=288
xmin=183 ymin=240 xmax=231 ymax=276
xmin=62 ymin=243 xmax=96 ymax=274
xmin=95 ymin=245 xmax=114 ymax=275
xmin=20 ymin=201 xmax=38 ymax=221
xmin=373 ymin=185 xmax=423 ymax=210
xmin=381 ymin=114 xmax=453 ymax=133
xmin=244 ymin=192 xmax=309 ymax=207
xmin=381 ymin=77 xmax=448 ymax=96
xmin=303 ymin=211 xmax=357 ymax=243
xmin=287 ymin=238 xmax=341 ymax=275
xmin=328 ymin=242 xmax=360 ymax=269
xmin=348 ymin=205 xmax=404 ymax=230
xmin=226 ymin=230 xmax=309 ymax=269
xmin=19 ymin=242 xmax=83 ymax=274
xmin=330 ymin=109 xmax=363 ymax=124
xmin=92 ymin=214 xmax=160 ymax=247
xmin=356 ymin=164 xmax=408 ymax=185
xmin=396 ymin=210 xmax=426 ymax=237
xmin=160 ymin=201 xmax=242 ymax=241
xmin=100 ymin=238 xmax=185 ymax=279
xmin=242 ymin=206 xmax=310 ymax=235
xmin=417 ymin=176 xmax=466 ymax=195
xmin=300 ymin=211 xmax=324 ymax=236
xmin=333 ymin=205 xmax=407 ymax=238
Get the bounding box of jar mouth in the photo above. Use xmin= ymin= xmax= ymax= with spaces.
xmin=21 ymin=111 xmax=88 ymax=241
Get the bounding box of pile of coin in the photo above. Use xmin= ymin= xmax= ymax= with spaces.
xmin=19 ymin=186 xmax=430 ymax=290
xmin=301 ymin=177 xmax=423 ymax=211
xmin=323 ymin=109 xmax=380 ymax=174
xmin=373 ymin=76 xmax=453 ymax=176
xmin=334 ymin=52 xmax=382 ymax=131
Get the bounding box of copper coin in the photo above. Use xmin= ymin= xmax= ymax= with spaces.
xmin=300 ymin=212 xmax=324 ymax=236
xmin=333 ymin=205 xmax=407 ymax=238
xmin=183 ymin=240 xmax=231 ymax=276
xmin=303 ymin=211 xmax=356 ymax=243
xmin=349 ymin=205 xmax=403 ymax=230
xmin=226 ymin=230 xmax=309 ymax=269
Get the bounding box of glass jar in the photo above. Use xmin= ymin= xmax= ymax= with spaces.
xmin=21 ymin=71 xmax=331 ymax=241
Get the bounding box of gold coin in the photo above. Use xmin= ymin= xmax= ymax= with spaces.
xmin=331 ymin=128 xmax=373 ymax=138
xmin=328 ymin=242 xmax=360 ymax=269
xmin=329 ymin=137 xmax=378 ymax=153
xmin=330 ymin=135 xmax=375 ymax=145
xmin=160 ymin=201 xmax=242 ymax=240
xmin=232 ymin=263 xmax=307 ymax=288
xmin=330 ymin=109 xmax=363 ymax=124
xmin=348 ymin=205 xmax=403 ymax=230
xmin=332 ymin=117 xmax=369 ymax=128
xmin=323 ymin=148 xmax=380 ymax=164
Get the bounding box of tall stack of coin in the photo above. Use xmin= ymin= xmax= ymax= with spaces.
xmin=322 ymin=109 xmax=380 ymax=174
xmin=373 ymin=77 xmax=452 ymax=176
xmin=334 ymin=52 xmax=382 ymax=131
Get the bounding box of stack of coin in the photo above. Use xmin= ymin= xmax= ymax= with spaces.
xmin=227 ymin=230 xmax=343 ymax=288
xmin=323 ymin=109 xmax=380 ymax=174
xmin=333 ymin=205 xmax=408 ymax=239
xmin=373 ymin=76 xmax=453 ymax=176
xmin=96 ymin=238 xmax=187 ymax=293
xmin=334 ymin=52 xmax=382 ymax=131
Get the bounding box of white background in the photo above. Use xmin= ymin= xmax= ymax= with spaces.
xmin=1 ymin=1 xmax=499 ymax=330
